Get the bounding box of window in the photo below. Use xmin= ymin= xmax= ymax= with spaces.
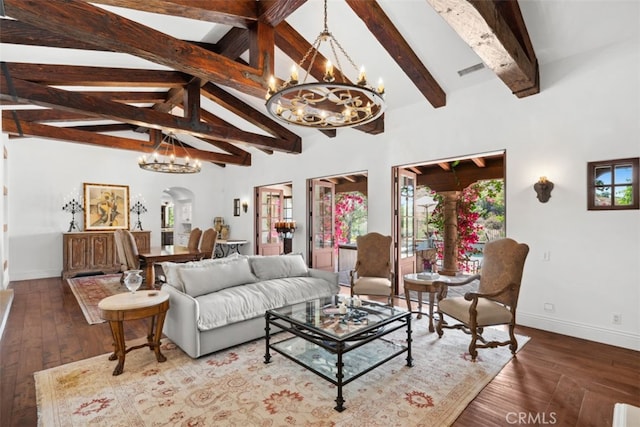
xmin=283 ymin=196 xmax=293 ymax=222
xmin=587 ymin=157 xmax=639 ymax=210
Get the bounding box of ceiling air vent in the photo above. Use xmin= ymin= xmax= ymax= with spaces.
xmin=457 ymin=63 xmax=485 ymax=77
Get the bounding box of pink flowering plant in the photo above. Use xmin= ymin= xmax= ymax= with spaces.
xmin=334 ymin=192 xmax=367 ymax=249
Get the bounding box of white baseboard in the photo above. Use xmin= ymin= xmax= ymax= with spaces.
xmin=9 ymin=269 xmax=62 ymax=282
xmin=518 ymin=312 xmax=640 ymax=351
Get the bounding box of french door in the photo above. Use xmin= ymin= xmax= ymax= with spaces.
xmin=256 ymin=187 xmax=283 ymax=255
xmin=309 ymin=179 xmax=335 ymax=271
xmin=394 ymin=169 xmax=417 ymax=291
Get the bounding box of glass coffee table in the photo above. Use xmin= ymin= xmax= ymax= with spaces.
xmin=264 ymin=297 xmax=412 ymax=412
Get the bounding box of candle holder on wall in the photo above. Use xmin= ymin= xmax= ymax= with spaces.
xmin=62 ymin=198 xmax=83 ymax=232
xmin=130 ymin=200 xmax=148 ymax=230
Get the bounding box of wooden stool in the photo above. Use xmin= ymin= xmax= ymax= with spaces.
xmin=98 ymin=290 xmax=170 ymax=376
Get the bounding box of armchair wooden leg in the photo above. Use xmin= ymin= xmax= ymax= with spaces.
xmin=508 ymin=324 xmax=518 ymax=355
xmin=469 ymin=321 xmax=479 ymax=361
xmin=435 ymin=311 xmax=444 ymax=338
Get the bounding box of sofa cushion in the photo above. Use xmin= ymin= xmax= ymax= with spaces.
xmin=195 ymin=276 xmax=336 ymax=330
xmin=179 ymin=256 xmax=257 ymax=298
xmin=161 ymin=253 xmax=240 ymax=293
xmin=248 ymin=254 xmax=309 ymax=281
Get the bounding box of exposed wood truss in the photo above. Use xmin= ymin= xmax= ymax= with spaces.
xmin=426 ymin=0 xmax=539 ymax=97
xmin=0 ymin=0 xmax=538 ymax=167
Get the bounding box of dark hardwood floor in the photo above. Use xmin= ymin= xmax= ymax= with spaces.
xmin=1 ymin=277 xmax=638 ymax=426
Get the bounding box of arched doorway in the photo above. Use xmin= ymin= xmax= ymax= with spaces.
xmin=160 ymin=187 xmax=195 ymax=246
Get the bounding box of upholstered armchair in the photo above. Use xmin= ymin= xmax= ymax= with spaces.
xmin=350 ymin=232 xmax=394 ymax=305
xmin=199 ymin=228 xmax=218 ymax=259
xmin=435 ymin=238 xmax=529 ymax=361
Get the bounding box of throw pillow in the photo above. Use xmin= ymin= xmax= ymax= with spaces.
xmin=248 ymin=253 xmax=309 ymax=281
xmin=160 ymin=253 xmax=240 ymax=293
xmin=179 ymin=256 xmax=257 ymax=297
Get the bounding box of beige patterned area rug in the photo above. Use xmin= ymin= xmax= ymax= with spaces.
xmin=67 ymin=274 xmax=127 ymax=324
xmin=35 ymin=319 xmax=529 ymax=426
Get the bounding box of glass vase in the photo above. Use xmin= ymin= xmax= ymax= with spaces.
xmin=123 ymin=270 xmax=143 ymax=294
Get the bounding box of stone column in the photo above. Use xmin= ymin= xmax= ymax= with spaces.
xmin=440 ymin=191 xmax=460 ymax=276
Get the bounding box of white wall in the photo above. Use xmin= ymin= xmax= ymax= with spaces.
xmin=2 ymin=7 xmax=638 ymax=350
xmin=5 ymin=138 xmax=225 ymax=280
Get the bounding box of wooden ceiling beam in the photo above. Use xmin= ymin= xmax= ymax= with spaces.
xmin=0 ymin=74 xmax=299 ymax=153
xmin=426 ymin=0 xmax=539 ymax=97
xmin=345 ymin=0 xmax=446 ymax=108
xmin=0 ymin=18 xmax=107 ymax=51
xmin=3 ymin=0 xmax=269 ymax=98
xmin=2 ymin=62 xmax=188 ymax=88
xmin=257 ymin=0 xmax=307 ymax=27
xmin=3 ymin=109 xmax=95 ymax=123
xmin=201 ymin=82 xmax=301 ymax=147
xmin=86 ymin=0 xmax=259 ymax=28
xmin=1 ymin=116 xmax=250 ymax=166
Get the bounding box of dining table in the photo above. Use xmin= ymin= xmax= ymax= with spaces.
xmin=138 ymin=245 xmax=203 ymax=289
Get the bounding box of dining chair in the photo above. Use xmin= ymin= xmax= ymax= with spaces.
xmin=187 ymin=228 xmax=202 ymax=251
xmin=199 ymin=228 xmax=218 ymax=259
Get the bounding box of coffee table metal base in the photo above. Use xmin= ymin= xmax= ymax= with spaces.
xmin=264 ymin=304 xmax=412 ymax=412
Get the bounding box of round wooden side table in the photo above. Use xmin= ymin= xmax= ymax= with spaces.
xmin=98 ymin=290 xmax=170 ymax=376
xmin=403 ymin=273 xmax=443 ymax=332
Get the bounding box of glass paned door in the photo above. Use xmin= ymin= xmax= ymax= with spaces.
xmin=396 ymin=169 xmax=417 ymax=286
xmin=310 ymin=180 xmax=335 ymax=271
xmin=257 ymin=187 xmax=283 ymax=255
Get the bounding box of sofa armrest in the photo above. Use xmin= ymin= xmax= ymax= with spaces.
xmin=308 ymin=268 xmax=340 ymax=293
xmin=161 ymin=284 xmax=202 ymax=358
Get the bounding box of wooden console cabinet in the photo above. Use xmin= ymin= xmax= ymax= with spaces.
xmin=62 ymin=231 xmax=151 ymax=279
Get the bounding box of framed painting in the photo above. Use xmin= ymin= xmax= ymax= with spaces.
xmin=83 ymin=183 xmax=130 ymax=231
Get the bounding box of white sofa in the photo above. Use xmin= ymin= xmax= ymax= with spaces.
xmin=160 ymin=253 xmax=339 ymax=358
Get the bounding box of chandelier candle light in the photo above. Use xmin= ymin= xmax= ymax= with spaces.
xmin=138 ymin=133 xmax=201 ymax=174
xmin=62 ymin=191 xmax=83 ymax=232
xmin=130 ymin=196 xmax=148 ymax=231
xmin=265 ymin=0 xmax=385 ymax=128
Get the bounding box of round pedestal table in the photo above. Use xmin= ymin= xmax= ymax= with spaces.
xmin=98 ymin=290 xmax=170 ymax=376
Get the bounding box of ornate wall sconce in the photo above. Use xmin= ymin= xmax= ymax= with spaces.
xmin=242 ymin=201 xmax=248 ymax=213
xmin=533 ymin=176 xmax=554 ymax=203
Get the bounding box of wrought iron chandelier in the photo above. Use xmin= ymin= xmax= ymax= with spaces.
xmin=138 ymin=133 xmax=201 ymax=174
xmin=265 ymin=0 xmax=386 ymax=129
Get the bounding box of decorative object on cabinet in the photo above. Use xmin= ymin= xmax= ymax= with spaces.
xmin=233 ymin=198 xmax=240 ymax=216
xmin=62 ymin=194 xmax=84 ymax=232
xmin=220 ymin=224 xmax=230 ymax=240
xmin=62 ymin=231 xmax=150 ymax=279
xmin=213 ymin=217 xmax=224 ymax=233
xmin=130 ymin=197 xmax=148 ymax=230
xmin=533 ymin=176 xmax=554 ymax=203
xmin=83 ymin=183 xmax=129 ymax=231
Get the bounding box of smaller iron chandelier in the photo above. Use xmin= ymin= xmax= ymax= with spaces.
xmin=138 ymin=133 xmax=201 ymax=174
xmin=265 ymin=0 xmax=385 ymax=129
